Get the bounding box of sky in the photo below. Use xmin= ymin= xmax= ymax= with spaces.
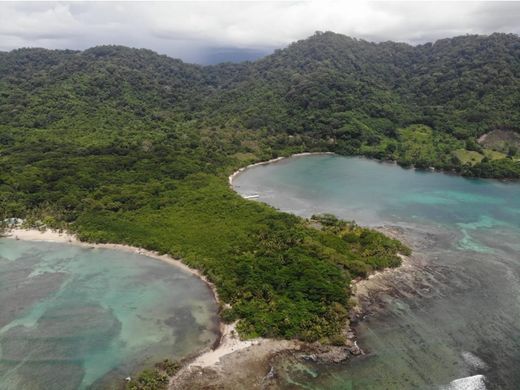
xmin=1 ymin=1 xmax=520 ymax=64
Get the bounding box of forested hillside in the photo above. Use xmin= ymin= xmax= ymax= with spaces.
xmin=203 ymin=32 xmax=520 ymax=175
xmin=2 ymin=32 xmax=520 ymax=176
xmin=0 ymin=32 xmax=519 ymax=342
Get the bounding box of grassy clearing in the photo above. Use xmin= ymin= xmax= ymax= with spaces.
xmin=483 ymin=149 xmax=507 ymax=160
xmin=452 ymin=149 xmax=484 ymax=165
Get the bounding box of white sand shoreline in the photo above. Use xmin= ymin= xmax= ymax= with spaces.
xmin=3 ymin=228 xmax=258 ymax=372
xmin=228 ymin=151 xmax=334 ymax=187
xmin=5 ymin=228 xmax=215 ymax=293
xmin=3 ymin=153 xmax=413 ymax=385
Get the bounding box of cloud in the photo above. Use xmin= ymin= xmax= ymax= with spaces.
xmin=0 ymin=1 xmax=519 ymax=63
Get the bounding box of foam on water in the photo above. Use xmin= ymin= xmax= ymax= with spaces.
xmin=441 ymin=375 xmax=487 ymax=390
xmin=461 ymin=352 xmax=489 ymax=371
xmin=234 ymin=155 xmax=520 ymax=389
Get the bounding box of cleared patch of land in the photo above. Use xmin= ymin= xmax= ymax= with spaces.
xmin=483 ymin=149 xmax=507 ymax=160
xmin=452 ymin=148 xmax=508 ymax=166
xmin=452 ymin=149 xmax=485 ymax=165
xmin=478 ymin=130 xmax=520 ymax=155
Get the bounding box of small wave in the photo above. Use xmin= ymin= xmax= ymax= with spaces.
xmin=461 ymin=351 xmax=489 ymax=370
xmin=441 ymin=375 xmax=487 ymax=390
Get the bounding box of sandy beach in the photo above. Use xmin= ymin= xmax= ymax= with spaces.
xmin=168 ymin=322 xmax=300 ymax=389
xmin=6 ymin=228 xmax=216 ymax=295
xmin=171 ymin=338 xmax=299 ymax=389
xmin=4 ymin=228 xmax=301 ymax=388
xmin=2 ymin=154 xmax=417 ymax=389
xmin=228 ymin=152 xmax=334 ymax=187
xmin=185 ymin=322 xmax=259 ymax=369
xmin=3 ymin=228 xmax=263 ymax=375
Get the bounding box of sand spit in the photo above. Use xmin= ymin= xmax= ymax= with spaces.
xmin=172 ymin=338 xmax=299 ymax=390
xmin=186 ymin=322 xmax=259 ymax=369
xmin=170 ymin=322 xmax=301 ymax=389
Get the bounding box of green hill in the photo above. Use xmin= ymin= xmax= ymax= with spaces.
xmin=1 ymin=32 xmax=519 ymax=342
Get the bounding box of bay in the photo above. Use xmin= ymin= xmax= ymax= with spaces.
xmin=0 ymin=240 xmax=219 ymax=389
xmin=233 ymin=155 xmax=520 ymax=390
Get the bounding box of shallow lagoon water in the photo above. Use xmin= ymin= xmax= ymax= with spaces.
xmin=0 ymin=240 xmax=219 ymax=389
xmin=233 ymin=155 xmax=520 ymax=390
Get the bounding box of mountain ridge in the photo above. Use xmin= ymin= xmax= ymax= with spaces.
xmin=1 ymin=31 xmax=519 ymax=175
xmin=1 ymin=31 xmax=519 ymax=352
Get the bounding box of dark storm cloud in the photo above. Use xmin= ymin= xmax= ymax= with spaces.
xmin=1 ymin=1 xmax=519 ymax=64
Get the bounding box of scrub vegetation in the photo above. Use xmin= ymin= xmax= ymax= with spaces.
xmin=1 ymin=32 xmax=519 ymax=343
xmin=127 ymin=359 xmax=180 ymax=390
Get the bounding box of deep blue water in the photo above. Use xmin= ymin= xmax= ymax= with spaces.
xmin=233 ymin=155 xmax=520 ymax=390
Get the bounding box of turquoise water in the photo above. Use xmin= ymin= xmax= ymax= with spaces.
xmin=233 ymin=155 xmax=520 ymax=390
xmin=0 ymin=240 xmax=219 ymax=389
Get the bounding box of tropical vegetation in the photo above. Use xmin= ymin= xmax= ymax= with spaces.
xmin=1 ymin=32 xmax=519 ymax=344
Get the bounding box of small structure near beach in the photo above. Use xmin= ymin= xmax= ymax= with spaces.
xmin=3 ymin=218 xmax=24 ymax=227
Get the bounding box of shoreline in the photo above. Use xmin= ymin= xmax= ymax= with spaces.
xmin=228 ymin=151 xmax=335 ymax=187
xmin=5 ymin=228 xmax=219 ymax=300
xmin=3 ymin=153 xmax=417 ymax=388
xmin=168 ymin=154 xmax=421 ymax=388
xmin=3 ymin=228 xmax=301 ymax=387
xmin=228 ymin=153 xmax=421 ymax=309
xmin=170 ymin=250 xmax=418 ymax=388
xmin=350 ymin=228 xmax=419 ymax=319
xmin=229 ymin=151 xmax=520 ymax=185
xmin=2 ymin=228 xmax=260 ymax=380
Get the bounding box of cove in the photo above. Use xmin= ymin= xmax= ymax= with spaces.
xmin=233 ymin=155 xmax=520 ymax=389
xmin=0 ymin=239 xmax=219 ymax=389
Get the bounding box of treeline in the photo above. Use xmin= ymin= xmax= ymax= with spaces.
xmin=2 ymin=32 xmax=519 ymax=177
xmin=202 ymin=32 xmax=520 ymax=176
xmin=0 ymin=32 xmax=518 ymax=342
xmin=72 ymin=176 xmax=408 ymax=341
xmin=0 ymin=118 xmax=408 ymax=342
